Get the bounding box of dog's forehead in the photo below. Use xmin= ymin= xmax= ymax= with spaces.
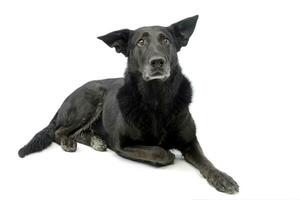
xmin=132 ymin=26 xmax=170 ymax=40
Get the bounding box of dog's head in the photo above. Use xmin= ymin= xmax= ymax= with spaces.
xmin=98 ymin=15 xmax=198 ymax=82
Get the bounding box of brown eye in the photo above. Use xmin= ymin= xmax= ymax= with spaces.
xmin=137 ymin=39 xmax=145 ymax=47
xmin=163 ymin=38 xmax=169 ymax=45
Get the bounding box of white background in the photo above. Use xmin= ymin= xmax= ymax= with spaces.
xmin=1 ymin=0 xmax=300 ymax=199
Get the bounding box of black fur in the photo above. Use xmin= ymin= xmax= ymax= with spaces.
xmin=116 ymin=69 xmax=192 ymax=149
xmin=18 ymin=15 xmax=239 ymax=194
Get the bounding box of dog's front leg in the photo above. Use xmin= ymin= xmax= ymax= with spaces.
xmin=116 ymin=145 xmax=175 ymax=166
xmin=182 ymin=139 xmax=239 ymax=194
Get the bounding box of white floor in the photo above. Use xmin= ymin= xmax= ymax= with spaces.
xmin=3 ymin=131 xmax=299 ymax=200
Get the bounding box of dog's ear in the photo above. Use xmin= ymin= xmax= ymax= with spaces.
xmin=168 ymin=15 xmax=199 ymax=51
xmin=98 ymin=29 xmax=133 ymax=57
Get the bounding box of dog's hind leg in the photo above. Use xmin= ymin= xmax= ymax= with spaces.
xmin=75 ymin=130 xmax=107 ymax=152
xmin=61 ymin=136 xmax=77 ymax=152
xmin=90 ymin=135 xmax=107 ymax=151
xmin=55 ymin=126 xmax=78 ymax=152
xmin=54 ymin=85 xmax=107 ymax=153
xmin=72 ymin=100 xmax=107 ymax=151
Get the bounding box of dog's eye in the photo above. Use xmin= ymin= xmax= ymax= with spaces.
xmin=137 ymin=39 xmax=145 ymax=47
xmin=162 ymin=38 xmax=169 ymax=45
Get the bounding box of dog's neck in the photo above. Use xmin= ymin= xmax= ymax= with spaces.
xmin=123 ymin=66 xmax=183 ymax=109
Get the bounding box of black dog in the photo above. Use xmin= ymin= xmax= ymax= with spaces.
xmin=18 ymin=15 xmax=239 ymax=194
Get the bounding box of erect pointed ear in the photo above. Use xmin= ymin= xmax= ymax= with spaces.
xmin=168 ymin=15 xmax=199 ymax=51
xmin=97 ymin=29 xmax=133 ymax=57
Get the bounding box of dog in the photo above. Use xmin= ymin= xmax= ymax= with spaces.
xmin=18 ymin=15 xmax=239 ymax=194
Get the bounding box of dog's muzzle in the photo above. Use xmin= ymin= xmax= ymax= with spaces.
xmin=143 ymin=56 xmax=170 ymax=81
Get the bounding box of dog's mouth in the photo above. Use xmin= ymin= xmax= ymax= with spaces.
xmin=143 ymin=71 xmax=170 ymax=81
xmin=142 ymin=65 xmax=170 ymax=82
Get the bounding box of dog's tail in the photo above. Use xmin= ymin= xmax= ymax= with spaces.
xmin=18 ymin=113 xmax=58 ymax=158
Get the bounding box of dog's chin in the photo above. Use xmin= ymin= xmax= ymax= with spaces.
xmin=143 ymin=73 xmax=170 ymax=82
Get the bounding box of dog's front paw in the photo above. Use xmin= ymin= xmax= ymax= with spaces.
xmin=205 ymin=168 xmax=239 ymax=194
xmin=151 ymin=147 xmax=175 ymax=166
xmin=163 ymin=150 xmax=175 ymax=165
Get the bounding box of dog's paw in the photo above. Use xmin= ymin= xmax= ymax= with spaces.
xmin=205 ymin=168 xmax=239 ymax=194
xmin=151 ymin=147 xmax=175 ymax=166
xmin=158 ymin=150 xmax=175 ymax=166
xmin=61 ymin=138 xmax=77 ymax=152
xmin=90 ymin=136 xmax=107 ymax=151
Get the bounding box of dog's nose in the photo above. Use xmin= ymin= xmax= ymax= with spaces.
xmin=150 ymin=57 xmax=165 ymax=69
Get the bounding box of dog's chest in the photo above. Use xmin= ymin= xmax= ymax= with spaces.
xmin=135 ymin=110 xmax=173 ymax=145
xmin=117 ymin=79 xmax=191 ymax=147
